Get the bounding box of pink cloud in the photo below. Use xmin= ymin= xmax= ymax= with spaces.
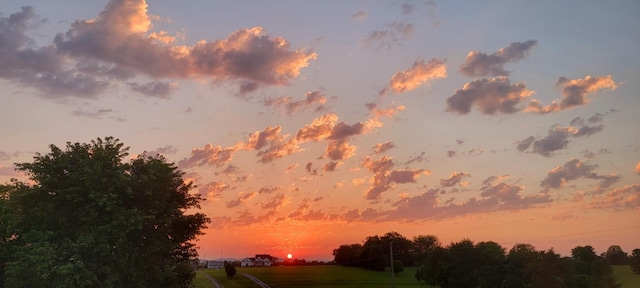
xmin=381 ymin=58 xmax=446 ymax=95
xmin=526 ymin=75 xmax=617 ymax=114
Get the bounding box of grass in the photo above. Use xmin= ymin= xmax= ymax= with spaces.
xmin=195 ymin=265 xmax=640 ymax=288
xmin=192 ymin=271 xmax=217 ymax=288
xmin=197 ymin=265 xmax=428 ymax=288
xmin=612 ymin=265 xmax=640 ymax=288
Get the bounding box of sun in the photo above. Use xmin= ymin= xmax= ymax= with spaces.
xmin=287 ymin=253 xmax=293 ymax=259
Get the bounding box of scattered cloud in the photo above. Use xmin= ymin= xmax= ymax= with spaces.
xmin=446 ymin=76 xmax=534 ymax=115
xmin=363 ymin=22 xmax=414 ymax=51
xmin=588 ymin=185 xmax=640 ymax=209
xmin=517 ymin=113 xmax=607 ymax=157
xmin=127 ymin=81 xmax=176 ymax=98
xmin=0 ymin=151 xmax=19 ymax=161
xmin=380 ymin=58 xmax=446 ymax=95
xmin=226 ymin=191 xmax=257 ymax=208
xmin=526 ymin=75 xmax=617 ymax=114
xmin=263 ymin=89 xmax=329 ymax=115
xmin=373 ymin=142 xmax=395 ymax=154
xmin=400 ymin=3 xmax=415 ymax=15
xmin=362 ymin=155 xmax=430 ymax=200
xmin=198 ymin=181 xmax=229 ymax=201
xmin=460 ymin=40 xmax=537 ymax=77
xmin=440 ymin=172 xmax=470 ymax=187
xmin=635 ymin=162 xmax=640 ymax=175
xmin=351 ymin=11 xmax=367 ymax=20
xmin=150 ymin=145 xmax=178 ymax=156
xmin=540 ymin=158 xmax=620 ymax=192
xmin=365 ymin=102 xmax=406 ymax=119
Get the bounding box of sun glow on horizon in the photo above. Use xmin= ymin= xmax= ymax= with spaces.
xmin=287 ymin=253 xmax=293 ymax=259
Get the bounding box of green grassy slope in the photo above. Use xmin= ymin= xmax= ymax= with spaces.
xmin=612 ymin=265 xmax=640 ymax=288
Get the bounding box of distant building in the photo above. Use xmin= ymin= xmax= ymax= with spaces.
xmin=207 ymin=260 xmax=224 ymax=269
xmin=241 ymin=254 xmax=275 ymax=267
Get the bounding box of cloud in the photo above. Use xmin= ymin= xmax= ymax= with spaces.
xmin=150 ymin=145 xmax=178 ymax=155
xmin=351 ymin=11 xmax=367 ymax=20
xmin=127 ymin=81 xmax=176 ymax=98
xmin=460 ymin=40 xmax=537 ymax=77
xmin=425 ymin=1 xmax=441 ymax=26
xmin=347 ymin=175 xmax=551 ymax=223
xmin=446 ymin=77 xmax=534 ymax=115
xmin=540 ymin=158 xmax=620 ymax=192
xmin=0 ymin=165 xmax=20 ymax=177
xmin=198 ymin=181 xmax=229 ymax=201
xmin=400 ymin=3 xmax=415 ymax=15
xmin=440 ymin=172 xmax=470 ymax=187
xmin=517 ymin=113 xmax=607 ymax=157
xmin=365 ymin=102 xmax=406 ymax=119
xmin=0 ymin=6 xmax=112 ymax=98
xmin=588 ymin=185 xmax=640 ymax=209
xmin=260 ymin=193 xmax=290 ymax=210
xmin=363 ymin=22 xmax=414 ymax=51
xmin=257 ymin=185 xmax=283 ymax=194
xmin=323 ymin=161 xmax=339 ymax=172
xmin=526 ymin=75 xmax=617 ymax=114
xmin=263 ymin=89 xmax=328 ymax=115
xmin=0 ymin=151 xmax=19 ymax=161
xmin=0 ymin=1 xmax=316 ymax=98
xmin=325 ymin=140 xmax=356 ymax=161
xmin=362 ymin=155 xmax=430 ymax=200
xmin=226 ymin=191 xmax=257 ymax=208
xmin=381 ymin=58 xmax=446 ymax=95
xmin=373 ymin=142 xmax=395 ymax=154
xmin=71 ymin=108 xmax=126 ymax=121
xmin=636 ymin=162 xmax=640 ymax=175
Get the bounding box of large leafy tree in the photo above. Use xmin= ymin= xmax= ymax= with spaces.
xmin=0 ymin=137 xmax=210 ymax=288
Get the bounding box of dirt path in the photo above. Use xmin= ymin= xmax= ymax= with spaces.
xmin=198 ymin=271 xmax=222 ymax=288
xmin=241 ymin=272 xmax=271 ymax=288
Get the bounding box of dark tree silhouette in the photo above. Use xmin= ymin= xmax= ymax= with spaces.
xmin=0 ymin=137 xmax=210 ymax=288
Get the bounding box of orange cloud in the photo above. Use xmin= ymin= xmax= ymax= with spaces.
xmin=526 ymin=75 xmax=617 ymax=114
xmin=635 ymin=162 xmax=640 ymax=174
xmin=382 ymin=58 xmax=446 ymax=95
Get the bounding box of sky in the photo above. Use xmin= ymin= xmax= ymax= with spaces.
xmin=1 ymin=0 xmax=639 ymax=261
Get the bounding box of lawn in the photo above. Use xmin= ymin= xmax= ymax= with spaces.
xmin=195 ymin=265 xmax=640 ymax=288
xmin=612 ymin=265 xmax=640 ymax=288
xmin=197 ymin=265 xmax=429 ymax=288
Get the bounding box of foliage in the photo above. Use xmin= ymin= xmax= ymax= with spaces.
xmin=630 ymin=249 xmax=640 ymax=274
xmin=603 ymin=245 xmax=629 ymax=265
xmin=392 ymin=259 xmax=403 ymax=274
xmin=0 ymin=137 xmax=210 ymax=288
xmin=225 ymin=263 xmax=237 ymax=279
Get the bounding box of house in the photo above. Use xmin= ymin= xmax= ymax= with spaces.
xmin=241 ymin=257 xmax=255 ymax=267
xmin=241 ymin=254 xmax=275 ymax=267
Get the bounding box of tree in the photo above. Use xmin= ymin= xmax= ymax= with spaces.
xmin=412 ymin=235 xmax=440 ymax=265
xmin=0 ymin=137 xmax=210 ymax=288
xmin=332 ymin=243 xmax=363 ymax=267
xmin=630 ymin=249 xmax=640 ymax=274
xmin=392 ymin=259 xmax=404 ymax=274
xmin=225 ymin=263 xmax=237 ymax=279
xmin=603 ymin=245 xmax=628 ymax=265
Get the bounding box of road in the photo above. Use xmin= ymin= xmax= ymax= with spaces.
xmin=241 ymin=272 xmax=271 ymax=288
xmin=198 ymin=271 xmax=222 ymax=288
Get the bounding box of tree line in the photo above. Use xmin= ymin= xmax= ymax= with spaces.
xmin=332 ymin=231 xmax=640 ymax=288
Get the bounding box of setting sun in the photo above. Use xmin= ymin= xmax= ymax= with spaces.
xmin=287 ymin=253 xmax=293 ymax=259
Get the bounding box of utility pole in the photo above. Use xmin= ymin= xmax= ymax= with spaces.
xmin=390 ymin=241 xmax=395 ymax=288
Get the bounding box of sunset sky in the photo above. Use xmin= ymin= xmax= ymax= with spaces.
xmin=1 ymin=0 xmax=638 ymax=261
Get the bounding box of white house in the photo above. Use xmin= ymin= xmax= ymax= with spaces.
xmin=241 ymin=257 xmax=255 ymax=267
xmin=241 ymin=254 xmax=274 ymax=267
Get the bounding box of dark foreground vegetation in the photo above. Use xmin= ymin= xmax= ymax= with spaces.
xmin=333 ymin=231 xmax=640 ymax=288
xmin=0 ymin=137 xmax=210 ymax=287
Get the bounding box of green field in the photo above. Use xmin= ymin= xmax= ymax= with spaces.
xmin=612 ymin=265 xmax=640 ymax=288
xmin=197 ymin=265 xmax=429 ymax=288
xmin=196 ymin=265 xmax=640 ymax=288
